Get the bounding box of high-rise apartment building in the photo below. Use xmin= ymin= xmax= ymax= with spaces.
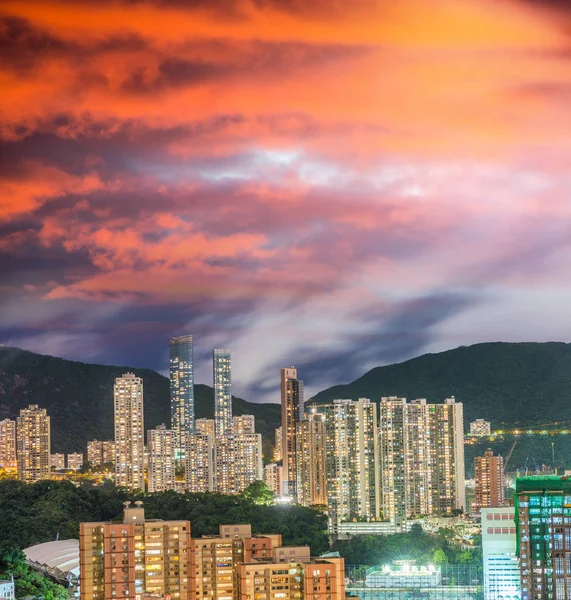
xmin=87 ymin=440 xmax=115 ymax=467
xmin=474 ymin=449 xmax=504 ymax=511
xmin=516 ymin=476 xmax=571 ymax=600
xmin=320 ymin=398 xmax=380 ymax=533
xmin=214 ymin=432 xmax=263 ymax=495
xmin=281 ymin=367 xmax=304 ymax=498
xmin=379 ymin=397 xmax=465 ymax=528
xmin=169 ymin=335 xmax=195 ymax=459
xmin=274 ymin=426 xmax=282 ymax=462
xmin=51 ymin=453 xmax=65 ymax=470
xmin=67 ymin=452 xmax=84 ymax=470
xmin=213 ymin=349 xmax=232 ymax=436
xmin=470 ymin=419 xmax=491 ymax=436
xmin=0 ymin=419 xmax=16 ymax=469
xmin=233 ymin=415 xmax=255 ymax=434
xmin=233 ymin=433 xmax=263 ymax=491
xmin=481 ymin=507 xmax=520 ymax=600
xmin=79 ymin=501 xmax=191 ymax=599
xmin=264 ymin=463 xmax=284 ymax=496
xmin=16 ymin=404 xmax=51 ymax=483
xmin=295 ymin=413 xmax=327 ymax=507
xmin=114 ymin=373 xmax=144 ymax=491
xmin=185 ymin=433 xmax=214 ymax=492
xmin=147 ymin=424 xmax=175 ymax=492
xmin=195 ymin=418 xmax=215 ymax=438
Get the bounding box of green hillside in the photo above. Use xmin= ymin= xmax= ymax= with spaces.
xmin=3 ymin=342 xmax=571 ymax=473
xmin=0 ymin=346 xmax=280 ymax=456
xmin=309 ymin=341 xmax=571 ymax=427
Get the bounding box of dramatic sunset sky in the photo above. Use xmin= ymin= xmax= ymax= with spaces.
xmin=2 ymin=0 xmax=571 ymax=402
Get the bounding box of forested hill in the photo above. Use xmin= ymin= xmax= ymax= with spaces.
xmin=309 ymin=341 xmax=571 ymax=428
xmin=0 ymin=346 xmax=280 ymax=454
xmin=3 ymin=341 xmax=571 ymax=457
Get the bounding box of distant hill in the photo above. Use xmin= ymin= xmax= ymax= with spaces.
xmin=0 ymin=347 xmax=280 ymax=456
xmin=3 ymin=342 xmax=571 ymax=472
xmin=309 ymin=342 xmax=571 ymax=427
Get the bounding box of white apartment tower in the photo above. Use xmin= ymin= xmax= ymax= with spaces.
xmin=0 ymin=419 xmax=17 ymax=469
xmin=320 ymin=398 xmax=380 ymax=533
xmin=148 ymin=424 xmax=175 ymax=492
xmin=16 ymin=405 xmax=51 ymax=483
xmin=185 ymin=433 xmax=214 ymax=492
xmin=114 ymin=373 xmax=145 ymax=491
xmin=379 ymin=396 xmax=465 ymax=528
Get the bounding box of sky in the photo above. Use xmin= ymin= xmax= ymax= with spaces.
xmin=2 ymin=0 xmax=571 ymax=403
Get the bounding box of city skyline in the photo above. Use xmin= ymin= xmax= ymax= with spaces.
xmin=3 ymin=1 xmax=571 ymax=405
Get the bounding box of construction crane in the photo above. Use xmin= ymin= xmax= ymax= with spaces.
xmin=504 ymin=438 xmax=518 ymax=472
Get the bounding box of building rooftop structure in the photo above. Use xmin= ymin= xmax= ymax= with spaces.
xmin=24 ymin=539 xmax=79 ymax=587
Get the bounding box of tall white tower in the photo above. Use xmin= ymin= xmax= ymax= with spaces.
xmin=114 ymin=373 xmax=145 ymax=491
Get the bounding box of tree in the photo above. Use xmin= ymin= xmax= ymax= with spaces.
xmin=240 ymin=481 xmax=276 ymax=506
xmin=433 ymin=549 xmax=448 ymax=565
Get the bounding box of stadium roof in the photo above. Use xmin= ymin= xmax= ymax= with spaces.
xmin=24 ymin=539 xmax=79 ymax=584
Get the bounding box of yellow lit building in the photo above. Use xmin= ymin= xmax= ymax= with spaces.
xmin=379 ymin=396 xmax=465 ymax=529
xmin=263 ymin=463 xmax=284 ymax=496
xmin=319 ymin=398 xmax=380 ymax=533
xmin=0 ymin=419 xmax=16 ymax=470
xmin=235 ymin=556 xmax=346 ymax=600
xmin=232 ymin=415 xmax=255 ymax=434
xmin=16 ymin=404 xmax=51 ymax=483
xmin=185 ymin=433 xmax=213 ymax=492
xmin=147 ymin=424 xmax=175 ymax=492
xmin=195 ymin=418 xmax=215 ymax=438
xmin=67 ymin=452 xmax=84 ymax=471
xmin=114 ymin=373 xmax=145 ymax=491
xmin=87 ymin=440 xmax=115 ymax=467
xmin=295 ymin=413 xmax=327 ymax=507
xmin=79 ymin=501 xmax=191 ymax=600
xmin=281 ymin=367 xmax=303 ymax=499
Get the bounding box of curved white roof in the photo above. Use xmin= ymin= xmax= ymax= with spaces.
xmin=24 ymin=539 xmax=80 ymax=578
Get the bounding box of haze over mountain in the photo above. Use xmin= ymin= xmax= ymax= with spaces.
xmin=2 ymin=342 xmax=571 ymax=463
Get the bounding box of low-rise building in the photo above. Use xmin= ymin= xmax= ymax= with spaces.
xmin=50 ymin=453 xmax=65 ymax=470
xmin=67 ymin=453 xmax=84 ymax=470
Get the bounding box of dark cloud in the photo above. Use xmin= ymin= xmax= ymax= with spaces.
xmin=242 ymin=290 xmax=483 ymax=401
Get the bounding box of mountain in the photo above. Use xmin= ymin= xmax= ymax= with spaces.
xmin=3 ymin=341 xmax=571 ymax=472
xmin=309 ymin=341 xmax=571 ymax=427
xmin=0 ymin=346 xmax=280 ymax=455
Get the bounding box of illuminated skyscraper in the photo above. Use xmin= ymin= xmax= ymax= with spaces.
xmin=185 ymin=433 xmax=214 ymax=492
xmin=147 ymin=424 xmax=175 ymax=492
xmin=295 ymin=413 xmax=327 ymax=507
xmin=114 ymin=373 xmax=145 ymax=491
xmin=16 ymin=405 xmax=51 ymax=483
xmin=321 ymin=398 xmax=380 ymax=533
xmin=474 ymin=449 xmax=504 ymax=510
xmin=379 ymin=396 xmax=465 ymax=528
xmin=281 ymin=367 xmax=304 ymax=498
xmin=213 ymin=349 xmax=232 ymax=436
xmin=0 ymin=419 xmax=16 ymax=470
xmin=169 ymin=335 xmax=195 ymax=459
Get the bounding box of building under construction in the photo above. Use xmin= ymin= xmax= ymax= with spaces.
xmin=516 ymin=476 xmax=571 ymax=600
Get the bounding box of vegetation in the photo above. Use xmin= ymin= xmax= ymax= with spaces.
xmin=332 ymin=523 xmax=481 ymax=566
xmin=0 ymin=480 xmax=329 ymax=555
xmin=0 ymin=346 xmax=280 ymax=455
xmin=0 ymin=547 xmax=68 ymax=599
